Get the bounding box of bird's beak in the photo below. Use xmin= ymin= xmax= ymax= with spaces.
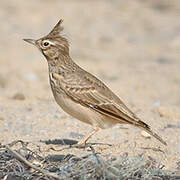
xmin=23 ymin=39 xmax=36 ymax=46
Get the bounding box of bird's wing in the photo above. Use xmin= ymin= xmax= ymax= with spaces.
xmin=52 ymin=71 xmax=143 ymax=126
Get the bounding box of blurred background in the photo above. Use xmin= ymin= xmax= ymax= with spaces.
xmin=0 ymin=0 xmax=180 ymax=170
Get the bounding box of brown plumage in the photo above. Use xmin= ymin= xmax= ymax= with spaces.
xmin=24 ymin=19 xmax=167 ymax=146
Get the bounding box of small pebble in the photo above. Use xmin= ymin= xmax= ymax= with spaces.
xmin=12 ymin=92 xmax=25 ymax=100
xmin=24 ymin=72 xmax=37 ymax=81
xmin=0 ymin=75 xmax=6 ymax=88
xmin=141 ymin=131 xmax=151 ymax=138
xmin=0 ymin=117 xmax=4 ymax=121
xmin=157 ymin=106 xmax=180 ymax=119
xmin=32 ymin=160 xmax=42 ymax=167
xmin=153 ymin=100 xmax=160 ymax=107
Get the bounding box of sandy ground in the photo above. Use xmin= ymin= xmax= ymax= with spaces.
xmin=0 ymin=0 xmax=180 ymax=172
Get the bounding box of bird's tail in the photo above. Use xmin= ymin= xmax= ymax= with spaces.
xmin=137 ymin=120 xmax=167 ymax=146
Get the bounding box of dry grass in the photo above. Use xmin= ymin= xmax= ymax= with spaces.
xmin=0 ymin=141 xmax=178 ymax=180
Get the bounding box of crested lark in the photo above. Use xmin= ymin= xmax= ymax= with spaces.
xmin=24 ymin=19 xmax=167 ymax=146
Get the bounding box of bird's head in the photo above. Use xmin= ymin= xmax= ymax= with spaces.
xmin=24 ymin=19 xmax=69 ymax=60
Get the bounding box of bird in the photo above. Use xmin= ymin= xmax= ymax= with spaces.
xmin=24 ymin=19 xmax=167 ymax=146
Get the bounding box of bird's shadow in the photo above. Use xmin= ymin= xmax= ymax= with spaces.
xmin=41 ymin=138 xmax=78 ymax=146
xmin=40 ymin=139 xmax=79 ymax=163
xmin=40 ymin=138 xmax=112 ymax=149
xmin=40 ymin=138 xmax=106 ymax=163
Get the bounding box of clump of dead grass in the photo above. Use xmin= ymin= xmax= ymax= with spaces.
xmin=0 ymin=141 xmax=178 ymax=179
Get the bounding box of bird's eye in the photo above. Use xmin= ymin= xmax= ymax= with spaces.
xmin=43 ymin=41 xmax=49 ymax=47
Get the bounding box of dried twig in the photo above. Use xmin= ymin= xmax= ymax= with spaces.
xmin=141 ymin=147 xmax=165 ymax=153
xmin=48 ymin=142 xmax=111 ymax=152
xmin=5 ymin=145 xmax=60 ymax=179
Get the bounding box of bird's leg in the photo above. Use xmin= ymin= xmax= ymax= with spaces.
xmin=77 ymin=127 xmax=100 ymax=146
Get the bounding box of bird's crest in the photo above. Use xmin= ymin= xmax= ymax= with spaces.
xmin=47 ymin=19 xmax=64 ymax=37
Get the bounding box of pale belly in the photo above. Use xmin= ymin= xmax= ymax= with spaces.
xmin=52 ymin=90 xmax=119 ymax=129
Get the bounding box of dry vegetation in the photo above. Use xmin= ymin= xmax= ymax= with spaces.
xmin=0 ymin=141 xmax=178 ymax=179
